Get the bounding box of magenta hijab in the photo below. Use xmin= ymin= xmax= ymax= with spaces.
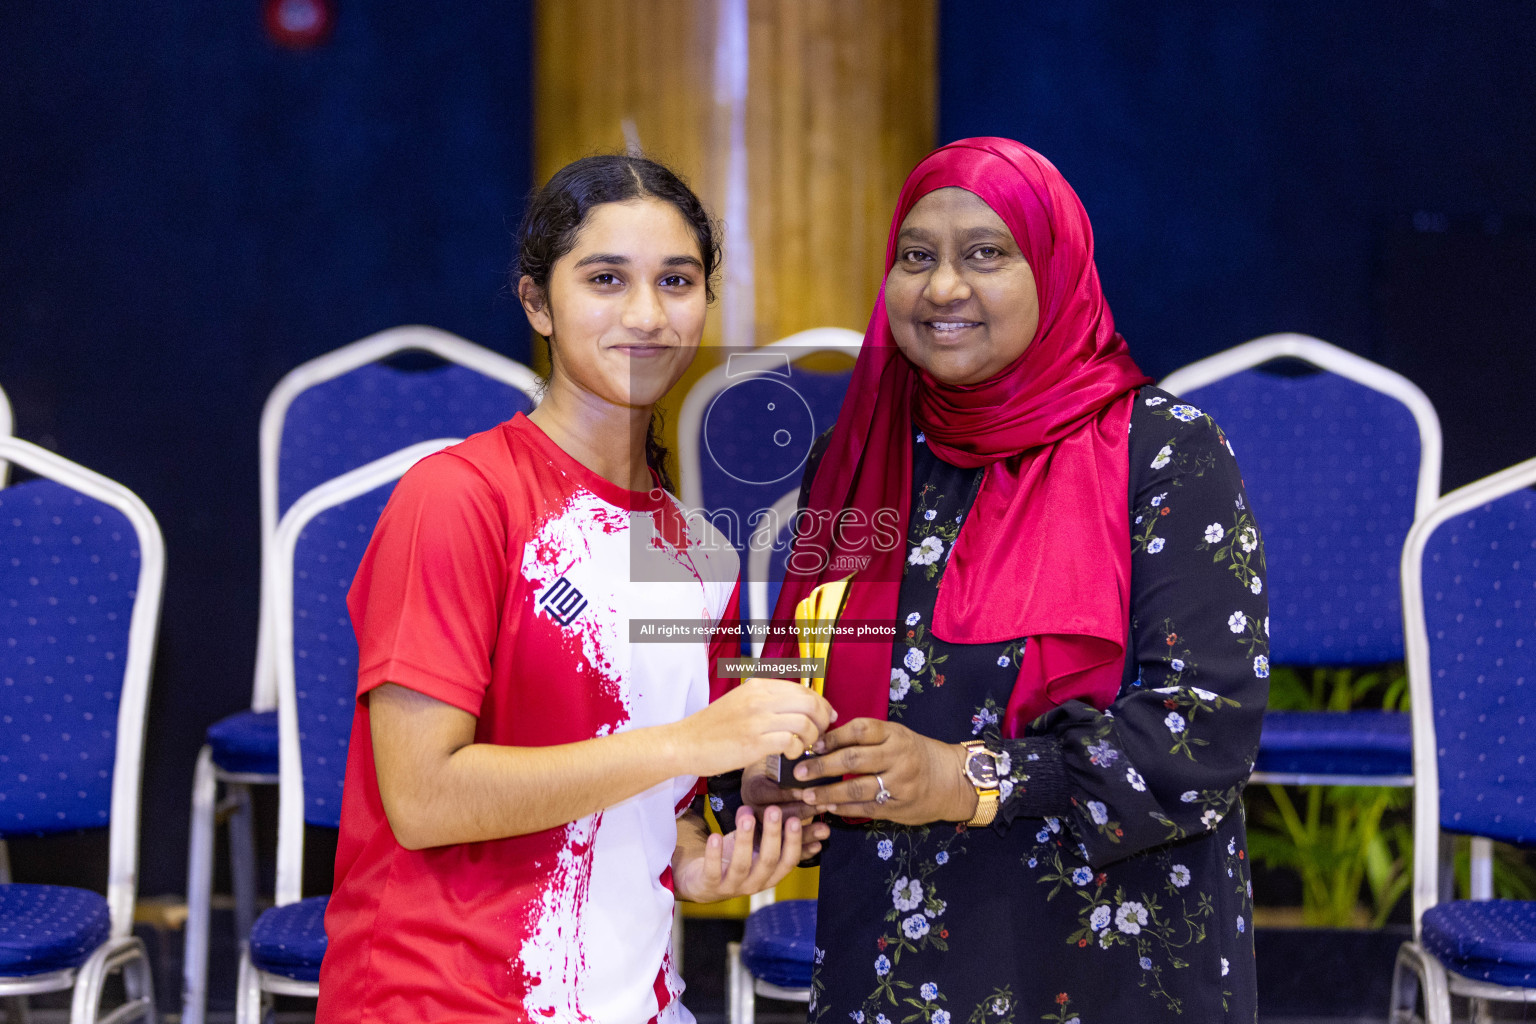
xmin=766 ymin=138 xmax=1151 ymax=736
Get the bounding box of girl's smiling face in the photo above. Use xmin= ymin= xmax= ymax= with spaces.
xmin=884 ymin=186 xmax=1040 ymax=387
xmin=520 ymin=197 xmax=707 ymax=410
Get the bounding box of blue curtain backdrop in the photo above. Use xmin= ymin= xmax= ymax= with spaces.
xmin=1 ymin=5 xmax=533 ymax=896
xmin=938 ymin=1 xmax=1536 ymax=491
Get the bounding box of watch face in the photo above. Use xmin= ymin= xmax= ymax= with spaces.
xmin=966 ymin=749 xmax=1000 ymax=788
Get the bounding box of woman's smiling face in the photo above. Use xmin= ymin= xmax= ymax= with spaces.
xmin=884 ymin=186 xmax=1040 ymax=386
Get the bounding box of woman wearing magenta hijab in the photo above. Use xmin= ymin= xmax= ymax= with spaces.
xmin=738 ymin=138 xmax=1268 ymax=1019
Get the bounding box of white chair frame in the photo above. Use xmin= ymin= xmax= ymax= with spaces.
xmin=1161 ymin=332 xmax=1443 ymax=787
xmin=0 ymin=437 xmax=166 ymax=1024
xmin=255 ymin=328 xmax=538 ymax=726
xmin=745 ymin=489 xmax=800 ymax=658
xmin=235 ymin=438 xmax=460 ymax=1024
xmin=1390 ymin=456 xmax=1536 ymax=1024
xmin=678 ymin=327 xmax=862 ymax=513
xmin=0 ymin=379 xmax=13 ymax=487
xmin=185 ymin=326 xmax=536 ymax=1024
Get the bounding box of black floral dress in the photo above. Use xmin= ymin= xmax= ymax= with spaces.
xmin=800 ymin=386 xmax=1268 ymax=1024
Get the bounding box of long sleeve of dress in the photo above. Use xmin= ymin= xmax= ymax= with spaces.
xmin=996 ymin=391 xmax=1269 ymax=869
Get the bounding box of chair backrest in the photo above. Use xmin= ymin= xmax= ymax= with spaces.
xmin=679 ymin=328 xmax=861 ymax=643
xmin=0 ymin=437 xmax=165 ymax=938
xmin=1402 ymin=455 xmax=1536 ymax=933
xmin=270 ymin=438 xmax=460 ymax=907
xmin=1160 ymin=333 xmax=1441 ymax=665
xmin=746 ymin=489 xmax=799 ymax=657
xmin=250 ymin=326 xmax=538 ymax=711
xmin=0 ymin=380 xmax=12 ymax=487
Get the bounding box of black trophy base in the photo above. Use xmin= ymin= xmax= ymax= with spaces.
xmin=768 ymin=751 xmax=838 ymax=789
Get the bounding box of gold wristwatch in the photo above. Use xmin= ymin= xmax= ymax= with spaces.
xmin=960 ymin=740 xmax=1002 ymax=827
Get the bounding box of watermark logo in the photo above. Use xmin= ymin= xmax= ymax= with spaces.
xmin=829 ymin=553 xmax=872 ymax=574
xmin=703 ymin=350 xmax=817 ymax=487
xmin=619 ymin=342 xmax=907 ymax=583
xmin=649 ymin=504 xmax=898 ymax=579
xmin=629 ymin=618 xmax=897 ymax=644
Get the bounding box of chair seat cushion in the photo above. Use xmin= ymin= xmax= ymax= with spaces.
xmin=1422 ymin=900 xmax=1536 ymax=988
xmin=1254 ymin=710 xmax=1412 ymax=777
xmin=0 ymin=884 xmax=111 ymax=976
xmin=206 ymin=709 xmax=280 ymax=776
xmin=741 ymin=899 xmax=817 ymax=990
xmin=250 ymin=896 xmax=329 ymax=982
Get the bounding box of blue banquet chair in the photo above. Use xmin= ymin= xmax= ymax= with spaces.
xmin=678 ymin=327 xmax=862 ymax=651
xmin=1160 ymin=333 xmax=1442 ymax=787
xmin=234 ymin=438 xmax=457 ymax=1023
xmin=0 ymin=436 xmax=166 ymax=1024
xmin=183 ymin=326 xmax=536 ymax=1023
xmin=1389 ymin=455 xmax=1536 ymax=1022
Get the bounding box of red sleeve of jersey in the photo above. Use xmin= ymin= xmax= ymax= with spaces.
xmin=347 ymin=451 xmax=511 ymax=717
xmin=707 ymin=577 xmax=743 ymax=703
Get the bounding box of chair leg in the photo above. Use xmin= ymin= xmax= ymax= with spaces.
xmin=726 ymin=941 xmax=754 ymax=1024
xmin=1388 ymin=947 xmax=1420 ymax=1024
xmin=227 ymin=782 xmax=258 ymax=946
xmin=1390 ymin=941 xmax=1451 ymax=1024
xmin=70 ymin=937 xmax=153 ymax=1024
xmin=70 ymin=943 xmax=109 ymax=1024
xmin=122 ymin=939 xmax=158 ymax=1024
xmin=235 ymin=951 xmax=262 ymax=1024
xmin=182 ymin=746 xmax=217 ymax=1024
xmin=670 ymin=910 xmax=684 ymax=980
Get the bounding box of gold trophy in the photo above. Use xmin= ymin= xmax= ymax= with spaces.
xmin=767 ymin=574 xmax=852 ymax=787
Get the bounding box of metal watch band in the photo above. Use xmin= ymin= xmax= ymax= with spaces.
xmin=961 ymin=740 xmax=1001 ymax=827
xmin=965 ymin=791 xmax=999 ymax=827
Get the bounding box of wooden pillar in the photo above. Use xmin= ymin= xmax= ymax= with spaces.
xmin=533 ymin=0 xmax=723 ymax=372
xmin=743 ymin=0 xmax=937 ymax=342
xmin=533 ymin=0 xmax=936 ymax=446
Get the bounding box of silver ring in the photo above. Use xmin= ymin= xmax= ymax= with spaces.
xmin=874 ymin=775 xmax=892 ymax=805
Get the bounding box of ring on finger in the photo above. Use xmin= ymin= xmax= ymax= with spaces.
xmin=874 ymin=775 xmax=893 ymax=805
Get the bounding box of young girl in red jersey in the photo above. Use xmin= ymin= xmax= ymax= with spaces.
xmin=318 ymin=156 xmax=832 ymax=1023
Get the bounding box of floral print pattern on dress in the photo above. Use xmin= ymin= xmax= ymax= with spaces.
xmin=906 ymin=482 xmax=962 ymax=581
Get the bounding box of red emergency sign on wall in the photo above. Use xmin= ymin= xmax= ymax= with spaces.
xmin=264 ymin=0 xmax=334 ymax=49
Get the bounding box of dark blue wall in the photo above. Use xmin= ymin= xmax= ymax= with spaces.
xmin=5 ymin=0 xmax=1534 ymax=910
xmin=1 ymin=5 xmax=533 ymax=895
xmin=939 ymin=1 xmax=1536 ymax=489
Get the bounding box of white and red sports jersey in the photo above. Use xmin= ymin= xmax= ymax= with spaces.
xmin=318 ymin=413 xmax=739 ymax=1023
